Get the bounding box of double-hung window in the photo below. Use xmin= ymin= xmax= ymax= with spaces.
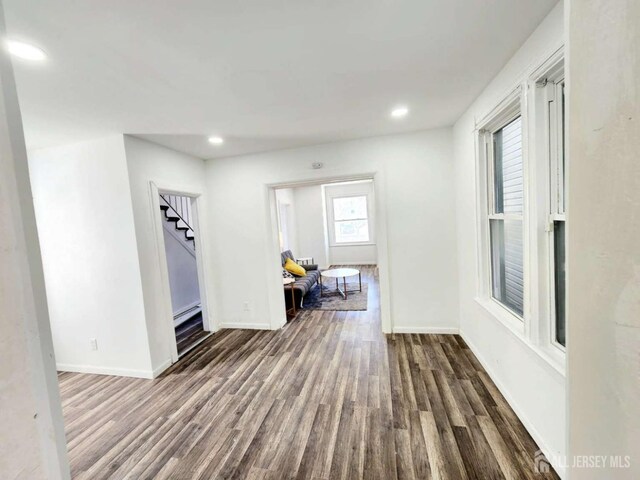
xmin=546 ymin=78 xmax=566 ymax=347
xmin=332 ymin=195 xmax=370 ymax=244
xmin=487 ymin=115 xmax=525 ymax=317
xmin=476 ymin=50 xmax=566 ymax=370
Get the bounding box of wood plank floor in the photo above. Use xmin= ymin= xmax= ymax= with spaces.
xmin=175 ymin=313 xmax=210 ymax=356
xmin=57 ymin=265 xmax=558 ymax=479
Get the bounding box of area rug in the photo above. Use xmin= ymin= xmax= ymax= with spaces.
xmin=302 ymin=282 xmax=368 ymax=311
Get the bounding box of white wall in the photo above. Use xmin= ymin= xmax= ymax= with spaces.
xmin=0 ymin=8 xmax=69 ymax=474
xmin=275 ymin=188 xmax=298 ymax=254
xmin=124 ymin=135 xmax=213 ymax=372
xmin=293 ymin=185 xmax=329 ymax=268
xmin=29 ymin=135 xmax=213 ymax=378
xmin=324 ymin=181 xmax=377 ymax=265
xmin=205 ymin=128 xmax=458 ymax=333
xmin=162 ymin=215 xmax=200 ymax=316
xmin=29 ymin=136 xmax=154 ymax=378
xmin=568 ymin=1 xmax=640 ymax=477
xmin=452 ymin=2 xmax=566 ymax=474
xmin=280 ymin=181 xmax=378 ymax=268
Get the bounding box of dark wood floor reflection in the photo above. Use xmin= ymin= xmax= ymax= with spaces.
xmin=175 ymin=312 xmax=209 ymax=357
xmin=58 ymin=266 xmax=558 ymax=479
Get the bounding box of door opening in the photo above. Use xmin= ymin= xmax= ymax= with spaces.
xmin=270 ymin=176 xmax=389 ymax=331
xmin=159 ymin=193 xmax=210 ymax=357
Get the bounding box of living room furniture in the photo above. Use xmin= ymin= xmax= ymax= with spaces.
xmin=281 ymin=250 xmax=321 ymax=308
xmin=283 ymin=277 xmax=296 ymax=317
xmin=320 ymin=268 xmax=362 ymax=299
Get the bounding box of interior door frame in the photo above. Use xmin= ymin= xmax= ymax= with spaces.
xmin=266 ymin=171 xmax=393 ymax=333
xmin=149 ymin=181 xmax=213 ymax=364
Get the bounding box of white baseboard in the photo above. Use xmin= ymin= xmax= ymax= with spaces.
xmin=56 ymin=363 xmax=154 ymax=379
xmin=459 ymin=332 xmax=566 ymax=479
xmin=174 ymin=304 xmax=202 ymax=327
xmin=174 ymin=300 xmax=201 ymax=318
xmin=273 ymin=318 xmax=287 ymax=330
xmin=392 ymin=326 xmax=460 ymax=334
xmin=219 ymin=322 xmax=271 ymax=330
xmin=152 ymin=359 xmax=173 ymax=378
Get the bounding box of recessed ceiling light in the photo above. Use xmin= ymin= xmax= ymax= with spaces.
xmin=7 ymin=40 xmax=47 ymax=61
xmin=391 ymin=106 xmax=409 ymax=118
xmin=208 ymin=136 xmax=224 ymax=145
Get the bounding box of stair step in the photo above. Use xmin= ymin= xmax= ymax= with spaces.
xmin=174 ymin=306 xmax=202 ymax=328
xmin=160 ymin=203 xmax=194 ymax=246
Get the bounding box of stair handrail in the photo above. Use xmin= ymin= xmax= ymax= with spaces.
xmin=160 ymin=194 xmax=194 ymax=232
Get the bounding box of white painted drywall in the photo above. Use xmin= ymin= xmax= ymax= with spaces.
xmin=452 ymin=2 xmax=566 ymax=474
xmin=162 ymin=215 xmax=200 ymax=316
xmin=205 ymin=128 xmax=458 ymax=333
xmin=0 ymin=8 xmax=69 ymax=474
xmin=567 ymin=1 xmax=640 ymax=477
xmin=6 ymin=1 xmax=558 ymax=159
xmin=124 ymin=135 xmax=213 ymax=372
xmin=324 ymin=181 xmax=377 ymax=265
xmin=275 ymin=188 xmax=299 ymax=254
xmin=29 ymin=136 xmax=154 ymax=378
xmin=292 ymin=185 xmax=329 ymax=269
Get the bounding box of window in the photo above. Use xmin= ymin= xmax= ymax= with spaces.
xmin=488 ymin=116 xmax=525 ymax=317
xmin=332 ymin=195 xmax=370 ymax=244
xmin=546 ymin=79 xmax=566 ymax=347
xmin=475 ymin=51 xmax=566 ymax=371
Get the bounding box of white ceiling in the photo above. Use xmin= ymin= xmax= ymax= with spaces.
xmin=5 ymin=0 xmax=557 ymax=160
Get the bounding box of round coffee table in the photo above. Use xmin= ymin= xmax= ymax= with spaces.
xmin=320 ymin=268 xmax=361 ymax=299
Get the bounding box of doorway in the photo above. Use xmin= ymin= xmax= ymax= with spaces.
xmin=270 ymin=175 xmax=391 ymax=332
xmin=159 ymin=193 xmax=211 ymax=357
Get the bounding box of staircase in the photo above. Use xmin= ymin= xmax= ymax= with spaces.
xmin=159 ymin=194 xmax=201 ymax=327
xmin=159 ymin=194 xmax=195 ymax=247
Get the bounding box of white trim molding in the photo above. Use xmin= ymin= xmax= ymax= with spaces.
xmin=152 ymin=359 xmax=173 ymax=378
xmin=392 ymin=326 xmax=460 ymax=335
xmin=460 ymin=332 xmax=566 ymax=479
xmin=149 ymin=180 xmax=216 ymax=367
xmin=471 ymin=45 xmax=567 ymax=376
xmin=219 ymin=322 xmax=271 ymax=330
xmin=56 ymin=363 xmax=155 ymax=379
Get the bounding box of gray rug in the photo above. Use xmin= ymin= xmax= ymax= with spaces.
xmin=302 ymin=283 xmax=368 ymax=311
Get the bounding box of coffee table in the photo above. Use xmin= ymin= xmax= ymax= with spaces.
xmin=320 ymin=268 xmax=361 ymax=299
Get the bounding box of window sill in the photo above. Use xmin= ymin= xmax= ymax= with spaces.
xmin=330 ymin=242 xmax=376 ymax=248
xmin=474 ymin=296 xmax=566 ymax=377
xmin=475 ymin=296 xmax=525 ymax=337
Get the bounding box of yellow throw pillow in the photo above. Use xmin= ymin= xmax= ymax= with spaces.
xmin=284 ymin=258 xmax=306 ymax=277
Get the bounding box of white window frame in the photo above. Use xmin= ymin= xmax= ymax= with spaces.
xmin=530 ymin=52 xmax=567 ymax=355
xmin=474 ymin=46 xmax=566 ymax=374
xmin=328 ymin=193 xmax=373 ymax=246
xmin=487 ymin=116 xmax=525 ymax=319
xmin=475 ymin=86 xmax=529 ymax=336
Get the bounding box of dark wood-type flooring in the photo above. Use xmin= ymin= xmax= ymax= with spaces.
xmin=58 ymin=266 xmax=558 ymax=479
xmin=176 ymin=312 xmax=210 ymax=356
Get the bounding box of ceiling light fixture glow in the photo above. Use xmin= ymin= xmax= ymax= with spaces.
xmin=208 ymin=136 xmax=224 ymax=145
xmin=7 ymin=40 xmax=47 ymax=61
xmin=391 ymin=106 xmax=409 ymax=118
